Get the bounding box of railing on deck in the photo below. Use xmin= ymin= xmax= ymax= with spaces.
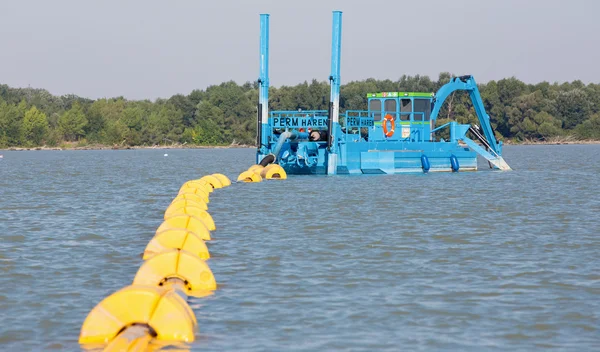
xmin=430 ymin=121 xmax=458 ymax=142
xmin=353 ymin=111 xmax=428 ymax=142
xmin=270 ymin=110 xmax=328 ymax=119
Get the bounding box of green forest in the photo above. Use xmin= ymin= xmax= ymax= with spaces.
xmin=1 ymin=72 xmax=599 ymax=148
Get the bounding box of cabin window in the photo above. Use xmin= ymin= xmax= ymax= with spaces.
xmin=414 ymin=99 xmax=431 ymax=121
xmin=369 ymin=99 xmax=382 ymax=121
xmin=400 ymin=99 xmax=411 ymax=121
xmin=384 ymin=99 xmax=396 ymax=116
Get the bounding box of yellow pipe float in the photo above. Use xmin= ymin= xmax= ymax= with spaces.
xmin=181 ymin=179 xmax=212 ymax=192
xmin=165 ymin=204 xmax=207 ymax=219
xmin=178 ymin=187 xmax=209 ymax=203
xmin=133 ymin=249 xmax=217 ymax=294
xmin=237 ymin=170 xmax=262 ymax=183
xmin=179 ymin=181 xmax=212 ymax=196
xmin=211 ymin=173 xmax=231 ymax=187
xmin=79 ymin=285 xmax=196 ymax=344
xmin=172 ymin=193 xmax=209 ymax=207
xmin=247 ymin=165 xmax=264 ymax=174
xmin=156 ymin=214 xmax=211 ymax=240
xmin=143 ymin=229 xmax=210 ymax=260
xmin=102 ymin=325 xmax=153 ymax=352
xmin=199 ymin=175 xmax=223 ymax=189
xmin=180 ymin=180 xmax=211 ymax=192
xmin=169 ymin=198 xmax=208 ymax=211
xmin=163 ymin=207 xmax=216 ymax=231
xmin=260 ymin=164 xmax=288 ymax=180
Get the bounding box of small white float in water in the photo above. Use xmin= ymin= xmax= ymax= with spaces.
xmin=164 ymin=153 xmax=168 ymax=157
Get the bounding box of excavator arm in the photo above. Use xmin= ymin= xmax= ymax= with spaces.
xmin=431 ymin=75 xmax=500 ymax=155
xmin=431 ymin=75 xmax=511 ymax=170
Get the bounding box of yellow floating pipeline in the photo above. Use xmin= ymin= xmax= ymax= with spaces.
xmin=199 ymin=175 xmax=223 ymax=189
xmin=178 ymin=187 xmax=209 ymax=203
xmin=81 ymin=172 xmax=231 ymax=351
xmin=237 ymin=170 xmax=262 ymax=183
xmin=169 ymin=197 xmax=208 ymax=211
xmin=133 ymin=249 xmax=217 ymax=295
xmin=164 ymin=207 xmax=216 ymax=231
xmin=143 ymin=229 xmax=210 ymax=260
xmin=156 ymin=214 xmax=211 ymax=240
xmin=260 ymin=164 xmax=287 ymax=180
xmin=211 ymin=173 xmax=231 ymax=187
xmin=79 ymin=285 xmax=196 ymax=345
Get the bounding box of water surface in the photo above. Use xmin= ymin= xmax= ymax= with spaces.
xmin=0 ymin=145 xmax=598 ymax=351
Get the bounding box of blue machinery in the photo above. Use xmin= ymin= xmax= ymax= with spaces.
xmin=256 ymin=11 xmax=511 ymax=174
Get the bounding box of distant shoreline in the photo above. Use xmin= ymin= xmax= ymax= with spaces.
xmin=504 ymin=139 xmax=600 ymax=146
xmin=1 ymin=140 xmax=599 ymax=151
xmin=1 ymin=143 xmax=254 ymax=151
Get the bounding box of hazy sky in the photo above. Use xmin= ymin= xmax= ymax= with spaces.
xmin=1 ymin=0 xmax=598 ymax=100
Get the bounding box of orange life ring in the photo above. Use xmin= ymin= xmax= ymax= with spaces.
xmin=382 ymin=114 xmax=395 ymax=137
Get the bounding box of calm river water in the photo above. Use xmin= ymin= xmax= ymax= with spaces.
xmin=0 ymin=145 xmax=598 ymax=351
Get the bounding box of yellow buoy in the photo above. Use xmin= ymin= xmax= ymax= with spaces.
xmin=172 ymin=193 xmax=208 ymax=206
xmin=237 ymin=170 xmax=262 ymax=183
xmin=181 ymin=181 xmax=212 ymax=193
xmin=165 ymin=204 xmax=205 ymax=219
xmin=247 ymin=165 xmax=264 ymax=174
xmin=185 ymin=179 xmax=213 ymax=193
xmin=164 ymin=207 xmax=216 ymax=231
xmin=169 ymin=198 xmax=207 ymax=211
xmin=156 ymin=214 xmax=211 ymax=241
xmin=143 ymin=229 xmax=210 ymax=260
xmin=211 ymin=173 xmax=231 ymax=187
xmin=183 ymin=179 xmax=209 ymax=187
xmin=79 ymin=285 xmax=196 ymax=344
xmin=260 ymin=164 xmax=288 ymax=180
xmin=199 ymin=175 xmax=223 ymax=189
xmin=177 ymin=188 xmax=209 ymax=203
xmin=133 ymin=249 xmax=217 ymax=294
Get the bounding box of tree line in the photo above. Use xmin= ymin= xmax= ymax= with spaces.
xmin=1 ymin=73 xmax=599 ymax=148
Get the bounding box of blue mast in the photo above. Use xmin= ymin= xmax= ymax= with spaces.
xmin=257 ymin=14 xmax=270 ymax=162
xmin=326 ymin=10 xmax=342 ymax=175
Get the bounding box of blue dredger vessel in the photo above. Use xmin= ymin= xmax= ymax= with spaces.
xmin=256 ymin=11 xmax=511 ymax=174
